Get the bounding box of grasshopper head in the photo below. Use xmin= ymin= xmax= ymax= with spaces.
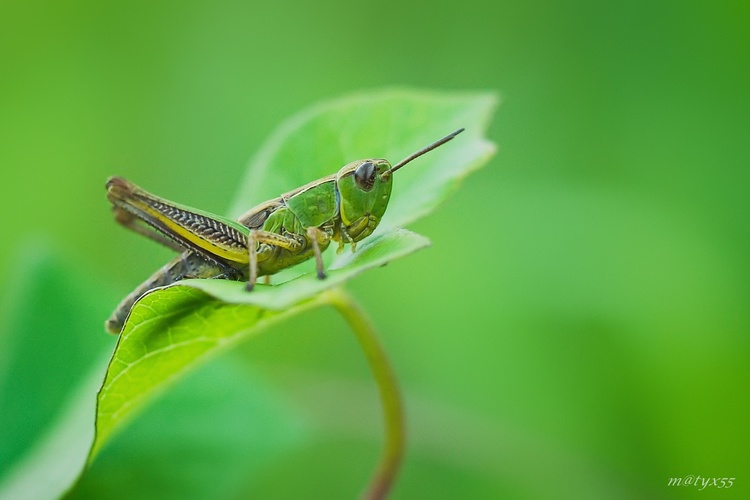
xmin=335 ymin=128 xmax=465 ymax=243
xmin=336 ymin=158 xmax=393 ymax=242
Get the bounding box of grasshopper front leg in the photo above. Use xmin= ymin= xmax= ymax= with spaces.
xmin=307 ymin=226 xmax=330 ymax=280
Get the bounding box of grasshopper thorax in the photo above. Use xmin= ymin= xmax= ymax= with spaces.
xmin=335 ymin=158 xmax=393 ymax=242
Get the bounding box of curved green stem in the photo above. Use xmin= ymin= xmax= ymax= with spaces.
xmin=323 ymin=288 xmax=405 ymax=500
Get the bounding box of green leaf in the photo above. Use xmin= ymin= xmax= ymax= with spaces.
xmin=88 ymin=88 xmax=497 ymax=462
xmin=89 ymin=288 xmax=309 ymax=459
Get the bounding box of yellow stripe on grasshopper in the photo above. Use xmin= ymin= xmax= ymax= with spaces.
xmin=141 ymin=203 xmax=250 ymax=264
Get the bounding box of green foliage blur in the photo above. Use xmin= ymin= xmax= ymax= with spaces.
xmin=1 ymin=1 xmax=748 ymax=499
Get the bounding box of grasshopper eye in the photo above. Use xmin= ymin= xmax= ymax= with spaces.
xmin=354 ymin=161 xmax=377 ymax=191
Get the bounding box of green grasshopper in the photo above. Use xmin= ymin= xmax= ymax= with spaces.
xmin=105 ymin=128 xmax=464 ymax=333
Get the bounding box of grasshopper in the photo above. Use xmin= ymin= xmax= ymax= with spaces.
xmin=105 ymin=128 xmax=464 ymax=333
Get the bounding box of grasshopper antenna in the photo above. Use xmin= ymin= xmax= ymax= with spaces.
xmin=382 ymin=128 xmax=465 ymax=178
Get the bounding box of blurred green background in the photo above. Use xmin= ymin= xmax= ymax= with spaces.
xmin=1 ymin=0 xmax=748 ymax=499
